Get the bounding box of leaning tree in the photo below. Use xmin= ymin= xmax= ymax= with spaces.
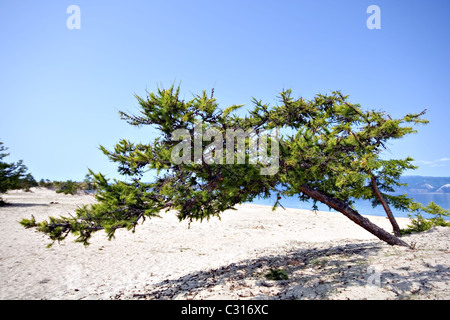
xmin=22 ymin=86 xmax=435 ymax=247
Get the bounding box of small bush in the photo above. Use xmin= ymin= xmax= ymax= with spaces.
xmin=38 ymin=179 xmax=54 ymax=189
xmin=401 ymin=201 xmax=450 ymax=235
xmin=265 ymin=268 xmax=289 ymax=280
xmin=55 ymin=180 xmax=79 ymax=195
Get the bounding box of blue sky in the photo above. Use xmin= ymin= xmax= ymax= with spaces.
xmin=1 ymin=0 xmax=449 ymax=181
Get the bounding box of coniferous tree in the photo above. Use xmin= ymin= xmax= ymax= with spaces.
xmin=21 ymin=86 xmax=440 ymax=247
xmin=0 ymin=141 xmax=37 ymax=204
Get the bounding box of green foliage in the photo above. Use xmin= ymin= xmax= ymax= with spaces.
xmin=82 ymin=173 xmax=97 ymax=192
xmin=21 ymin=85 xmax=431 ymax=246
xmin=17 ymin=173 xmax=38 ymax=192
xmin=265 ymin=268 xmax=289 ymax=280
xmin=46 ymin=178 xmax=96 ymax=195
xmin=0 ymin=140 xmax=37 ymax=204
xmin=401 ymin=201 xmax=450 ymax=235
xmin=55 ymin=180 xmax=79 ymax=195
xmin=38 ymin=178 xmax=54 ymax=189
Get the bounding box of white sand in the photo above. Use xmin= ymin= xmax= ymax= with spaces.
xmin=0 ymin=188 xmax=448 ymax=300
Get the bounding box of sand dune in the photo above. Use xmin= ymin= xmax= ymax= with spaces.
xmin=0 ymin=188 xmax=448 ymax=300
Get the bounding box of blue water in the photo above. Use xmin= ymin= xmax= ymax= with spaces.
xmin=249 ymin=192 xmax=450 ymax=220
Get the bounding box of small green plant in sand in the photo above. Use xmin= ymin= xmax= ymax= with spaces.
xmin=310 ymin=257 xmax=328 ymax=268
xmin=401 ymin=201 xmax=450 ymax=235
xmin=265 ymin=268 xmax=289 ymax=280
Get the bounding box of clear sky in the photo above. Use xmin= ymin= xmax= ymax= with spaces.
xmin=1 ymin=0 xmax=449 ymax=181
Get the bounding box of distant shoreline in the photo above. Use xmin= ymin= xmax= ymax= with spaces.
xmin=399 ymin=192 xmax=450 ymax=195
xmin=248 ymin=192 xmax=450 ymax=221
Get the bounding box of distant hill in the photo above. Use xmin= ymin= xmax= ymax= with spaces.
xmin=396 ymin=176 xmax=450 ymax=194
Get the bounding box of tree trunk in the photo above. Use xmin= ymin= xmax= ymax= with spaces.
xmin=370 ymin=176 xmax=402 ymax=237
xmin=298 ymin=184 xmax=409 ymax=247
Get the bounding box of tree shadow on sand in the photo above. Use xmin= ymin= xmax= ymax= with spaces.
xmin=125 ymin=242 xmax=375 ymax=299
xmin=124 ymin=241 xmax=449 ymax=300
xmin=2 ymin=202 xmax=50 ymax=208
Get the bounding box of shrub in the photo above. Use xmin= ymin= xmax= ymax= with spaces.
xmin=265 ymin=268 xmax=289 ymax=280
xmin=38 ymin=179 xmax=54 ymax=189
xmin=55 ymin=180 xmax=79 ymax=195
xmin=401 ymin=201 xmax=450 ymax=235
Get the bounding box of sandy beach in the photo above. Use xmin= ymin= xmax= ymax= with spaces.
xmin=0 ymin=188 xmax=448 ymax=300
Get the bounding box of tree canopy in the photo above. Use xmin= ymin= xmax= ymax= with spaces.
xmin=0 ymin=140 xmax=37 ymax=205
xmin=21 ymin=86 xmax=436 ymax=247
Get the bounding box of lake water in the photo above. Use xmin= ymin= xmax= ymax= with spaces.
xmin=249 ymin=192 xmax=450 ymax=220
